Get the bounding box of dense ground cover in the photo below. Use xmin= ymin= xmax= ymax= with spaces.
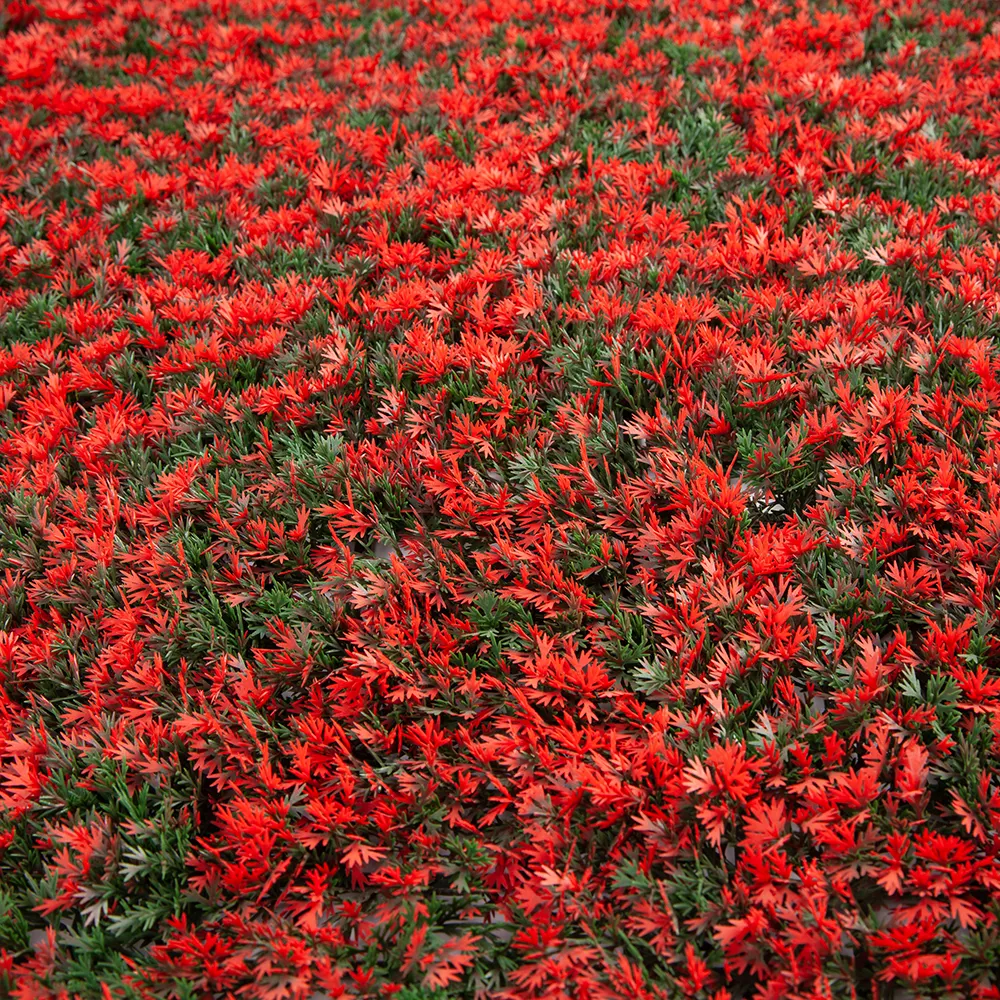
xmin=2 ymin=0 xmax=1000 ymax=996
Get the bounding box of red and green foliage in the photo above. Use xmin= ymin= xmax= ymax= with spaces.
xmin=3 ymin=0 xmax=1000 ymax=996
